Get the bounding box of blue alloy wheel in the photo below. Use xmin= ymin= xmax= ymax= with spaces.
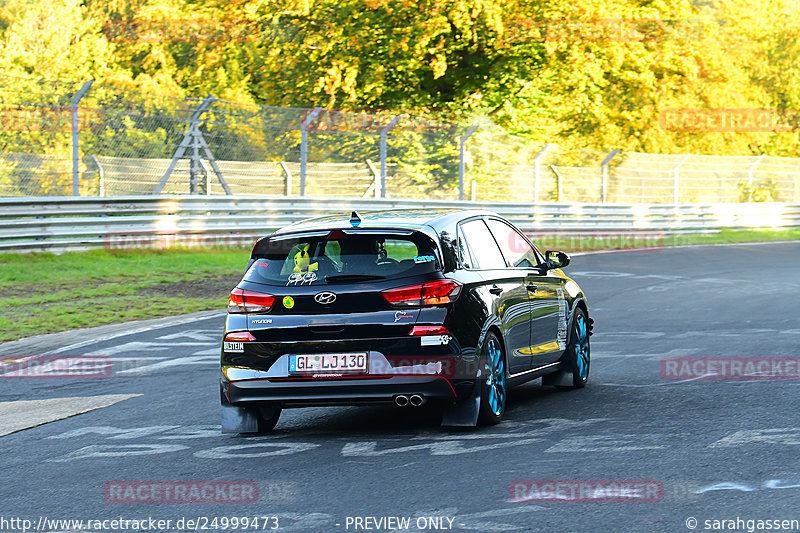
xmin=575 ymin=314 xmax=590 ymax=380
xmin=566 ymin=308 xmax=590 ymax=387
xmin=478 ymin=332 xmax=507 ymax=425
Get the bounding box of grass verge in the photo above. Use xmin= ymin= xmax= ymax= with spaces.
xmin=0 ymin=247 xmax=249 ymax=342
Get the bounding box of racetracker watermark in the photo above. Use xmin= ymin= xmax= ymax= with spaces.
xmin=0 ymin=516 xmax=280 ymax=532
xmin=102 ymin=17 xmax=706 ymax=46
xmin=509 ymin=479 xmax=663 ymax=503
xmin=104 ymin=481 xmax=259 ymax=504
xmin=661 ymin=357 xmax=800 ymax=381
xmin=525 ymin=231 xmax=664 ymax=253
xmin=509 ymin=17 xmax=705 ymax=44
xmin=0 ymin=356 xmax=111 ymax=379
xmin=659 ymin=108 xmax=800 ymax=132
xmin=104 ymin=232 xmax=259 ymax=251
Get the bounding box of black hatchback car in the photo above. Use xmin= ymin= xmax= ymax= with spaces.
xmin=220 ymin=209 xmax=591 ymax=432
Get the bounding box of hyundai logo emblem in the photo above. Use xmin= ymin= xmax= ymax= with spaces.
xmin=314 ymin=292 xmax=337 ymax=305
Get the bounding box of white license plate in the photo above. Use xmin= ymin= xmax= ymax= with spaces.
xmin=288 ymin=353 xmax=367 ymax=374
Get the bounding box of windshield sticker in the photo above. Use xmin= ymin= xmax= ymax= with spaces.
xmin=287 ymin=271 xmax=317 ymax=285
xmin=394 ymin=311 xmax=414 ymax=322
xmin=413 ymin=255 xmax=435 ymax=263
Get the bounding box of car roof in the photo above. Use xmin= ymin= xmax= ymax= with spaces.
xmin=274 ymin=208 xmax=498 ymax=234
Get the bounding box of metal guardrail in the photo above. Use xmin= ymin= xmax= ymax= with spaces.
xmin=1 ymin=195 xmax=799 ymax=252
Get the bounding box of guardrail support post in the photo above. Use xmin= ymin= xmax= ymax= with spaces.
xmin=533 ymin=143 xmax=556 ymax=203
xmin=71 ymin=80 xmax=93 ymax=196
xmin=673 ymin=154 xmax=690 ymax=204
xmin=380 ymin=116 xmax=401 ymax=198
xmin=300 ymin=108 xmax=323 ymax=196
xmin=459 ymin=124 xmax=479 ymax=200
xmin=600 ymin=149 xmax=621 ymax=203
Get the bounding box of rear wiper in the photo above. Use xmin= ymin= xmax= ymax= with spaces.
xmin=325 ymin=274 xmax=386 ymax=283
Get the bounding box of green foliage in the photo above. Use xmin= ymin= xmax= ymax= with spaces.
xmin=2 ymin=0 xmax=800 ymax=194
xmin=0 ymin=0 xmax=117 ymax=80
xmin=738 ymin=179 xmax=777 ymax=202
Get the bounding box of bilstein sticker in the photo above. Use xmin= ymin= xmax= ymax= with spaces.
xmin=224 ymin=342 xmax=244 ymax=353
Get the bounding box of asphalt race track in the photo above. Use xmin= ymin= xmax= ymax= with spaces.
xmin=3 ymin=242 xmax=800 ymax=533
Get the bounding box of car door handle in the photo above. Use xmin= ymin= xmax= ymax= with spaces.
xmin=489 ymin=285 xmax=503 ymax=295
xmin=525 ymin=284 xmax=538 ymax=293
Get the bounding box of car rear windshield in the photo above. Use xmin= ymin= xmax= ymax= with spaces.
xmin=244 ymin=230 xmax=440 ymax=286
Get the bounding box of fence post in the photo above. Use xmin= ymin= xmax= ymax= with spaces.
xmin=673 ymin=154 xmax=690 ymax=204
xmin=155 ymin=95 xmax=220 ymax=194
xmin=533 ymin=143 xmax=556 ymax=203
xmin=279 ymin=162 xmax=292 ymax=196
xmin=551 ymin=165 xmax=563 ymax=201
xmin=71 ymin=80 xmax=93 ymax=196
xmin=379 ymin=116 xmax=401 ymax=198
xmin=300 ymin=108 xmax=323 ymax=196
xmin=365 ymin=159 xmax=380 ymax=198
xmin=600 ymin=149 xmax=621 ymax=203
xmin=459 ymin=124 xmax=479 ymax=200
xmin=89 ymin=154 xmax=106 ymax=196
xmin=190 ymin=125 xmax=204 ymax=194
xmin=747 ymin=154 xmax=765 ymax=185
xmin=201 ymin=160 xmax=211 ymax=195
xmin=90 ymin=155 xmax=104 ymax=197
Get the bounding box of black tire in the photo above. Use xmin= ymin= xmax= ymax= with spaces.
xmin=256 ymin=404 xmax=282 ymax=432
xmin=478 ymin=332 xmax=507 ymax=425
xmin=558 ymin=307 xmax=590 ymax=388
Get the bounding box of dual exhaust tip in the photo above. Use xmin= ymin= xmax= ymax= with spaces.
xmin=394 ymin=394 xmax=426 ymax=407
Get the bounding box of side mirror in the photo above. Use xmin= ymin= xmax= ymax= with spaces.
xmin=544 ymin=250 xmax=570 ymax=270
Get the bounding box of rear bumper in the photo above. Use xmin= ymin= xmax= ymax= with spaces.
xmin=226 ymin=374 xmax=469 ymax=407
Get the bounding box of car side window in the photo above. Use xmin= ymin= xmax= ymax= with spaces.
xmin=456 ymin=225 xmax=475 ymax=269
xmin=460 ymin=219 xmax=507 ymax=269
xmin=486 ymin=219 xmax=540 ymax=269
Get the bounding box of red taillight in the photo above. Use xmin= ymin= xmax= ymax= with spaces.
xmin=381 ymin=285 xmax=422 ymax=306
xmin=421 ymin=279 xmax=462 ymax=305
xmin=409 ymin=325 xmax=450 ymax=336
xmin=382 ymin=279 xmax=462 ymax=307
xmin=227 ymin=288 xmax=275 ymax=314
xmin=224 ymin=331 xmax=256 ymax=342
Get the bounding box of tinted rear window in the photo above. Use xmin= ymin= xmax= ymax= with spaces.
xmin=245 ymin=231 xmax=440 ymax=286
